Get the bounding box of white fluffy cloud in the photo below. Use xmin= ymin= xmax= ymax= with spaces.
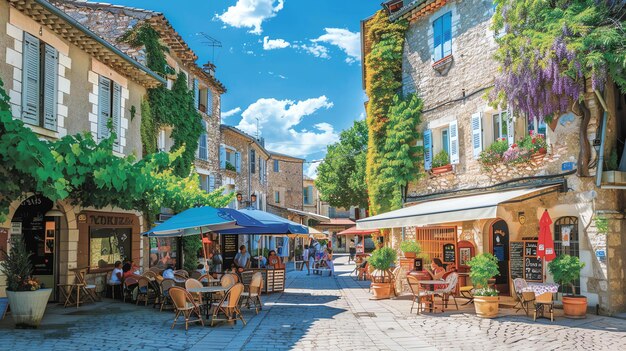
xmin=297 ymin=43 xmax=330 ymax=59
xmin=313 ymin=28 xmax=361 ymax=63
xmin=236 ymin=96 xmax=338 ymax=158
xmin=221 ymin=107 xmax=242 ymax=119
xmin=216 ymin=0 xmax=284 ymax=35
xmin=263 ymin=36 xmax=290 ymax=50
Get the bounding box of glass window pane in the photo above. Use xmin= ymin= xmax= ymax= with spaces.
xmin=90 ymin=228 xmax=131 ymax=269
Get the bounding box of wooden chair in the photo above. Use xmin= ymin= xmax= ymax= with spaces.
xmin=433 ymin=272 xmax=459 ymax=311
xmin=174 ymin=270 xmax=189 ymax=278
xmin=142 ymin=271 xmax=158 ymax=280
xmin=74 ymin=268 xmax=99 ymax=303
xmin=198 ymin=274 xmax=218 ymax=286
xmin=241 ymin=272 xmax=263 ymax=314
xmin=407 ymin=275 xmax=435 ymax=314
xmin=190 ymin=271 xmax=202 ymax=280
xmin=534 ymin=292 xmax=554 ymax=322
xmin=169 ymin=286 xmax=204 ymax=330
xmin=136 ymin=277 xmax=152 ymax=306
xmin=159 ymin=279 xmax=176 ymax=311
xmin=513 ymin=278 xmax=535 ymax=316
xmin=122 ymin=276 xmax=138 ymax=303
xmin=211 ymin=283 xmax=246 ymax=327
xmin=106 ymin=270 xmax=122 ymax=300
xmin=185 ymin=278 xmax=204 ymax=306
xmin=174 ymin=273 xmax=188 ymax=282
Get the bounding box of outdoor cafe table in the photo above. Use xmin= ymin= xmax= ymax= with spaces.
xmin=187 ymin=286 xmax=228 ymax=320
xmin=523 ymin=282 xmax=560 ymax=302
xmin=416 ymin=280 xmax=446 ymax=312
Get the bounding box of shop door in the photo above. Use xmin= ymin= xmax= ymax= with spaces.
xmin=10 ymin=195 xmax=57 ymax=300
xmin=490 ymin=220 xmax=510 ymax=295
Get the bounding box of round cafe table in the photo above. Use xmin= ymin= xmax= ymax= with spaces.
xmin=416 ymin=280 xmax=446 ymax=312
xmin=524 ymin=282 xmax=559 ymax=295
xmin=187 ymin=286 xmax=228 ymax=320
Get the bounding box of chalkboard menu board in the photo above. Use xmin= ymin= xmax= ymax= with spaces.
xmin=443 ymin=244 xmax=455 ymax=263
xmin=525 ymin=257 xmax=543 ymax=281
xmin=509 ymin=241 xmax=524 ymax=280
xmin=414 ymin=258 xmax=423 ymax=271
xmin=222 ymin=234 xmax=239 ymax=270
xmin=525 ymin=241 xmax=538 ymax=256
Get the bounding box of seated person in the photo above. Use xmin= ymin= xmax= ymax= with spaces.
xmin=428 ymin=258 xmax=447 ymax=290
xmin=110 ymin=261 xmax=124 ymax=285
xmin=162 ymin=265 xmax=175 ymax=279
xmin=196 ymin=264 xmax=207 ymax=276
xmin=267 ymin=250 xmax=282 ymax=269
xmin=254 ymin=255 xmax=267 ymax=268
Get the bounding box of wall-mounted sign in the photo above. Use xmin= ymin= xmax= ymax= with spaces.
xmin=10 ymin=222 xmax=21 ymax=236
xmin=561 ymin=225 xmax=572 ymax=247
xmin=561 ymin=162 xmax=575 ymax=171
xmin=518 ymin=212 xmax=526 ymax=225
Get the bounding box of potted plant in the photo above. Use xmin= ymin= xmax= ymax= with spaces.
xmin=548 ymin=254 xmax=587 ymax=318
xmin=467 ymin=253 xmax=500 ymax=318
xmin=431 ymin=150 xmax=452 ymax=174
xmin=0 ymin=237 xmax=52 ymax=328
xmin=368 ymin=247 xmax=397 ymax=300
xmin=399 ymin=241 xmax=421 ymax=259
xmin=519 ymin=132 xmax=548 ymax=162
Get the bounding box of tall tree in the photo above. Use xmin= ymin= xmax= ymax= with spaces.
xmin=316 ymin=120 xmax=368 ymax=210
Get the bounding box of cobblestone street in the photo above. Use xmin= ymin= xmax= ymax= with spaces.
xmin=1 ymin=255 xmax=625 ymax=351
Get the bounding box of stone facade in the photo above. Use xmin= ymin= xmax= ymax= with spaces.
xmin=368 ymin=0 xmax=626 ymax=314
xmin=268 ymin=152 xmax=304 ymax=211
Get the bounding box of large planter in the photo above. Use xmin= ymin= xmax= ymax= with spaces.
xmin=474 ymin=295 xmax=499 ymax=318
xmin=403 ymin=252 xmax=416 ymax=259
xmin=431 ymin=164 xmax=453 ymax=175
xmin=562 ymin=295 xmax=587 ymax=318
xmin=370 ymin=282 xmax=394 ymax=300
xmin=6 ymin=288 xmax=52 ymax=328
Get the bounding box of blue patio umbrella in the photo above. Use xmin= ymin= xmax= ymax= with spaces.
xmin=142 ymin=206 xmax=237 ymax=237
xmin=217 ymin=208 xmax=308 ymax=235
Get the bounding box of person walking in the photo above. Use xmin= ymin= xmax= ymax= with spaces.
xmin=324 ymin=248 xmax=335 ymax=277
xmin=348 ymin=240 xmax=356 ymax=263
xmin=303 ymin=245 xmax=311 ymax=275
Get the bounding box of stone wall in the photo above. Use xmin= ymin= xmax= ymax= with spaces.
xmin=268 ymin=154 xmax=304 ymax=211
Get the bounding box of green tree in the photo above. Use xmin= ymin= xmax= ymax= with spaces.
xmin=316 ymin=120 xmax=368 ymax=210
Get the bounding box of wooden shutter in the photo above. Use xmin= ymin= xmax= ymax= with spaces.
xmin=507 ymin=109 xmax=515 ymax=147
xmin=206 ymin=89 xmax=213 ymax=116
xmin=208 ymin=175 xmax=216 ymax=192
xmin=112 ymin=82 xmax=122 ymax=150
xmin=42 ymin=44 xmax=58 ymax=130
xmin=250 ymin=149 xmax=256 ymax=174
xmin=198 ymin=120 xmax=207 ymax=160
xmin=193 ymin=78 xmax=199 ymax=110
xmin=442 ymin=12 xmax=452 ymax=58
xmin=235 ymin=152 xmax=241 ymax=173
xmin=21 ymin=32 xmax=40 ymax=125
xmin=219 ymin=145 xmax=226 ymax=169
xmin=471 ymin=112 xmax=483 ymax=158
xmin=449 ymin=120 xmax=459 ymax=164
xmin=423 ymin=129 xmax=432 ymax=170
xmin=98 ymin=76 xmax=112 ymax=141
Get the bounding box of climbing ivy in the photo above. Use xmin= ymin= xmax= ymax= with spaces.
xmin=120 ymin=24 xmax=203 ymax=177
xmin=364 ymin=11 xmax=423 ymax=215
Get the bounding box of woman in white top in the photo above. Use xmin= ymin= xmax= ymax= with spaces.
xmin=109 ymin=261 xmax=123 ymax=284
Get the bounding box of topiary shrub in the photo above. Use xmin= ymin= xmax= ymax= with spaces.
xmin=548 ymin=254 xmax=585 ymax=296
xmin=467 ymin=253 xmax=500 ymax=296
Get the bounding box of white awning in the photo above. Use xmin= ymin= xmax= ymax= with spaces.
xmin=286 ymin=208 xmax=330 ymax=223
xmin=356 ymin=186 xmax=557 ymax=230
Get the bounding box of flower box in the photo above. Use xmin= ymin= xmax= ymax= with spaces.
xmin=530 ymin=148 xmax=547 ymax=162
xmin=431 ymin=164 xmax=452 ymax=175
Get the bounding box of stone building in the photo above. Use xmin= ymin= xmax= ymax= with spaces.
xmin=358 ymin=0 xmax=626 ymax=314
xmin=267 ymin=152 xmax=304 ymax=212
xmin=0 ymin=0 xmax=163 ymax=297
xmin=219 ymin=125 xmax=270 ymax=210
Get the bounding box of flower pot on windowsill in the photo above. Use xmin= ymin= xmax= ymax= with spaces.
xmin=431 ymin=164 xmax=453 ymax=175
xmin=530 ymin=148 xmax=547 ymax=162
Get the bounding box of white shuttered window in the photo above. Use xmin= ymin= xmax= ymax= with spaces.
xmin=21 ymin=33 xmax=58 ymax=130
xmin=449 ymin=120 xmax=459 ymax=164
xmin=97 ymin=76 xmax=122 ymax=151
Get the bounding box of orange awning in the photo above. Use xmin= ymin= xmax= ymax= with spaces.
xmin=337 ymin=226 xmax=378 ymax=236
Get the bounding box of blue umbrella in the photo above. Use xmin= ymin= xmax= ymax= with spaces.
xmin=217 ymin=208 xmax=309 ymax=234
xmin=143 ymin=206 xmax=238 ymax=237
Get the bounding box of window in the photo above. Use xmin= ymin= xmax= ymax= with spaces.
xmin=554 ymin=217 xmax=580 ymax=295
xmin=220 ymin=145 xmax=240 ymax=172
xmin=149 ymin=237 xmax=179 ymax=268
xmin=303 ymin=186 xmax=313 ymax=205
xmin=158 ymin=129 xmax=166 ymax=152
xmin=206 ymin=88 xmax=213 ymax=116
xmin=433 ymin=12 xmax=452 ymax=62
xmin=273 ymin=159 xmax=280 ymax=172
xmin=259 ymin=158 xmax=266 ymax=184
xmin=424 ymin=121 xmax=458 ymax=170
xmin=528 ymin=116 xmax=547 ymax=136
xmin=274 ymin=191 xmax=280 ymax=204
xmin=97 ymin=76 xmax=122 ymax=151
xmin=21 ymin=32 xmax=58 ymax=130
xmin=492 ymin=111 xmax=509 ymax=141
xmin=89 ymin=227 xmax=131 ymax=268
xmin=197 ymin=120 xmax=208 ymax=160
xmin=441 ymin=128 xmax=450 ymax=155
xmin=250 ymin=149 xmax=256 ymax=174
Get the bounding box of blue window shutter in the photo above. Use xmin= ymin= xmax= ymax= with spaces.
xmin=21 ymin=32 xmax=40 ymax=125
xmin=198 ymin=120 xmax=208 ymax=160
xmin=208 ymin=175 xmax=216 ymax=192
xmin=274 ymin=159 xmax=279 ymax=172
xmin=442 ymin=12 xmax=452 ymax=58
xmin=98 ymin=76 xmax=112 ymax=142
xmin=424 ymin=129 xmax=432 ymax=170
xmin=193 ymin=78 xmax=199 ymax=109
xmin=42 ymin=44 xmax=58 ymax=131
xmin=219 ymin=145 xmax=226 ymax=169
xmin=112 ymin=83 xmax=122 ymax=151
xmin=206 ymin=89 xmax=213 ymax=116
xmin=250 ymin=149 xmax=256 ymax=174
xmin=235 ymin=152 xmax=241 ymax=173
xmin=433 ymin=17 xmax=443 ymax=61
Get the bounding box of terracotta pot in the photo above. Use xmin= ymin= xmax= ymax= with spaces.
xmin=474 ymin=295 xmax=499 ymax=318
xmin=431 ymin=164 xmax=453 ymax=175
xmin=562 ymin=296 xmax=587 ymax=318
xmin=371 ymin=282 xmax=394 ymax=300
xmin=530 ymin=149 xmax=547 ymax=162
xmin=6 ymin=288 xmax=52 ymax=328
xmin=404 ymin=252 xmax=416 ymax=259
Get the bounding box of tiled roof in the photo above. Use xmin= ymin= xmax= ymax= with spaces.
xmin=389 ymin=0 xmax=448 ymax=22
xmin=317 ymin=218 xmax=356 ymax=226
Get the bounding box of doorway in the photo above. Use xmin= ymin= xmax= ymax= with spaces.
xmin=490 ymin=219 xmax=510 ymax=295
xmin=10 ymin=195 xmax=57 ymax=300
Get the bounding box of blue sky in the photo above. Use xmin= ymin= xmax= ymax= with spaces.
xmin=109 ymin=0 xmax=381 ymax=177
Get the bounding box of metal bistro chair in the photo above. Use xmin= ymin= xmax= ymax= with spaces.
xmin=407 ymin=275 xmax=435 ymax=314
xmin=241 ymin=272 xmax=263 ymax=314
xmin=534 ymin=292 xmax=555 ymax=322
xmin=122 ymin=276 xmax=138 ymax=303
xmin=190 ymin=271 xmax=203 ymax=280
xmin=211 ymin=283 xmax=246 ymax=327
xmin=159 ymin=279 xmax=176 ymax=311
xmin=433 ymin=272 xmax=459 ymax=311
xmin=185 ymin=278 xmax=204 ymax=308
xmin=513 ymin=278 xmax=535 ymax=316
xmin=136 ymin=277 xmax=154 ymax=306
xmin=169 ymin=286 xmax=204 ymax=330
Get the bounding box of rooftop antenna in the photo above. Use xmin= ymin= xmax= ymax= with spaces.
xmin=198 ymin=32 xmax=222 ymax=63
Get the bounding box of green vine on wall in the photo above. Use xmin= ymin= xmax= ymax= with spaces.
xmin=120 ymin=24 xmax=203 ymax=177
